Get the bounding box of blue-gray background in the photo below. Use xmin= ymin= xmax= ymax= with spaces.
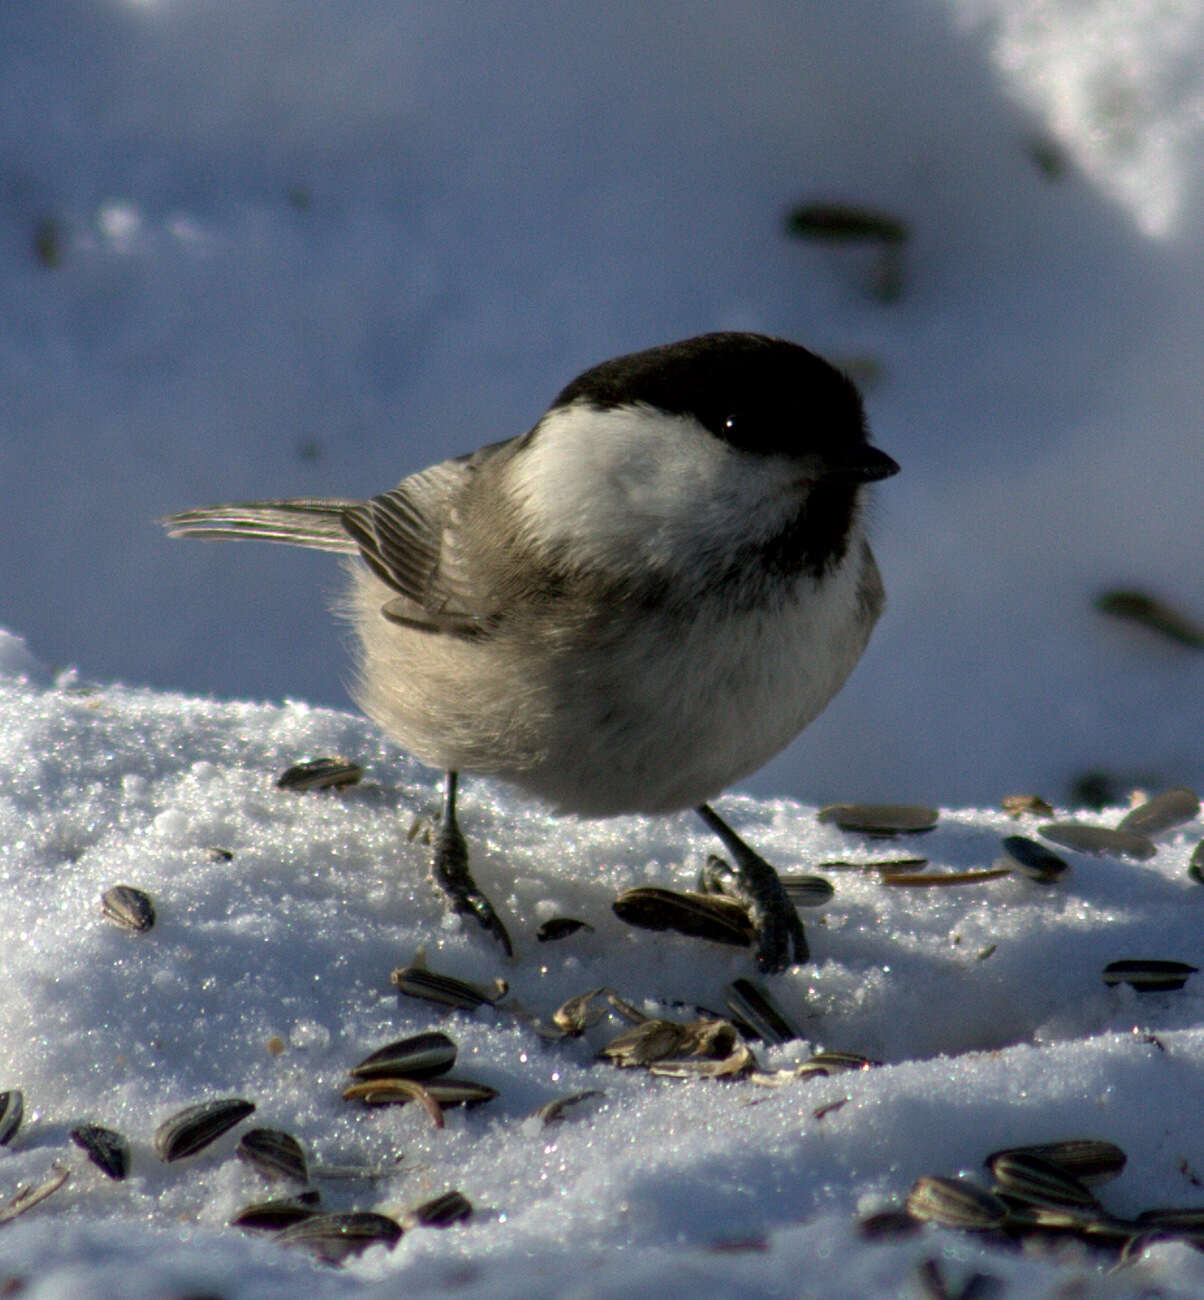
xmin=2 ymin=0 xmax=1202 ymax=806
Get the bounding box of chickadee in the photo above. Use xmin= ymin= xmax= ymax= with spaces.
xmin=164 ymin=332 xmax=898 ymax=973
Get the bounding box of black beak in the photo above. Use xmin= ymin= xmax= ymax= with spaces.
xmin=822 ymin=443 xmax=900 ymax=483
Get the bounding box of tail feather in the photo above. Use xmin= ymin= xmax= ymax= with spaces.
xmin=161 ymin=498 xmax=360 ymax=553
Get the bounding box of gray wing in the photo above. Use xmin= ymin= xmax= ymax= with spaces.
xmin=341 ymin=443 xmax=512 ymax=638
xmin=162 ymin=499 xmax=359 ymax=552
xmin=163 ymin=443 xmax=516 ymax=638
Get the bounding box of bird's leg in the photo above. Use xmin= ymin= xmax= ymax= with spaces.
xmin=430 ymin=771 xmax=513 ymax=957
xmin=695 ymin=803 xmax=808 ymax=973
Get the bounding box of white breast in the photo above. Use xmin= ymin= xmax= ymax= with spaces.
xmin=506 ymin=401 xmax=802 ymax=576
xmin=515 ymin=534 xmax=884 ymax=815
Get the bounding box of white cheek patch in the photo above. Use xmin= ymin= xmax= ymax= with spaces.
xmin=505 ymin=401 xmax=793 ymax=572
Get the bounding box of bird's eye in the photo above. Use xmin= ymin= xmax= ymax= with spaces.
xmin=719 ymin=412 xmax=759 ymax=447
xmin=715 ymin=409 xmax=780 ymax=455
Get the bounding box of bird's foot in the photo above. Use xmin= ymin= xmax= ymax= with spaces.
xmin=431 ymin=773 xmax=513 ymax=957
xmin=696 ymin=805 xmax=808 ymax=974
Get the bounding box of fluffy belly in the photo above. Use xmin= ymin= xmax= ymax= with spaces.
xmin=528 ymin=574 xmax=877 ymax=814
xmin=348 ymin=547 xmax=880 ymax=816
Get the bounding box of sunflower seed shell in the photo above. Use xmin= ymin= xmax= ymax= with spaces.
xmin=612 ymin=887 xmax=754 ymax=946
xmin=1002 ymin=794 xmax=1055 ymax=818
xmin=601 ymin=1020 xmax=698 ymax=1068
xmin=818 ymin=803 xmax=939 ymax=835
xmin=1038 ymin=822 xmax=1156 ymax=860
xmin=0 ymin=1090 xmax=23 ymax=1146
xmin=796 ymin=1050 xmax=879 ymax=1078
xmin=401 ymin=1190 xmax=473 ymax=1230
xmin=154 ymin=1097 xmax=256 ymax=1162
xmin=648 ymin=1041 xmax=755 ymax=1078
xmin=778 ymin=874 xmax=836 ymax=907
xmin=552 ymin=987 xmax=610 ymax=1035
xmin=390 ymin=965 xmax=505 ymax=1010
xmin=905 ymin=1176 xmax=1009 ymax=1230
xmin=237 ymin=1128 xmax=308 ymax=1184
xmin=858 ymin=1208 xmax=922 ymax=1240
xmin=984 ymin=1139 xmax=1126 ymax=1187
xmin=998 ymin=835 xmax=1069 ymax=882
xmin=0 ymin=1161 xmax=71 ymax=1224
xmin=532 ymin=1090 xmax=605 ymax=1125
xmin=349 ymin=1031 xmax=457 ymax=1082
xmin=819 ymin=858 xmax=928 ymax=873
xmin=1117 ymin=787 xmax=1200 ymax=836
xmin=343 ymin=1077 xmax=497 ymax=1108
xmin=419 ymin=1077 xmax=500 ymax=1107
xmin=536 ymin=917 xmax=594 ymax=942
xmin=100 ymin=884 xmax=156 ymax=933
xmin=601 ymin=1018 xmax=741 ymax=1069
xmin=1076 ymin=1215 xmax=1143 ymax=1243
xmin=605 ymin=990 xmax=650 ymax=1023
xmin=276 ymin=757 xmax=364 ymax=791
xmin=1136 ymin=1206 xmax=1204 ymax=1230
xmin=989 ymin=1152 xmax=1100 ymax=1216
xmin=881 ymin=867 xmax=1011 ymax=887
xmin=231 ymin=1191 xmax=322 ymax=1232
xmin=1102 ymin=959 xmax=1198 ymax=991
xmin=275 ymin=1210 xmax=402 ymax=1263
xmin=69 ymin=1124 xmax=130 ymax=1180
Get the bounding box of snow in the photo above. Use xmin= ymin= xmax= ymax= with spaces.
xmin=3 ymin=637 xmax=1204 ymax=1297
xmin=2 ymin=1 xmax=1204 ymax=1294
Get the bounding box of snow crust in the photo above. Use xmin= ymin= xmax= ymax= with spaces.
xmin=2 ymin=634 xmax=1204 ymax=1297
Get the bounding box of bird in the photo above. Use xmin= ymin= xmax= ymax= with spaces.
xmin=162 ymin=331 xmax=898 ymax=973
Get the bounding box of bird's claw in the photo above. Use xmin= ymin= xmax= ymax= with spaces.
xmin=697 ymin=837 xmax=808 ymax=975
xmin=431 ymin=822 xmax=514 ymax=957
xmin=751 ymin=893 xmax=809 ymax=974
xmin=449 ymin=883 xmax=514 ymax=958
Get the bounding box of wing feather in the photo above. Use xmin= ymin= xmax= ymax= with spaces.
xmin=165 ymin=443 xmax=518 ymax=640
xmin=161 ymin=499 xmax=359 ymax=552
xmin=341 ymin=448 xmax=507 ymax=637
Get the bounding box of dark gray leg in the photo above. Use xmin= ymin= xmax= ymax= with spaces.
xmin=431 ymin=771 xmax=513 ymax=957
xmin=695 ymin=803 xmax=808 ymax=973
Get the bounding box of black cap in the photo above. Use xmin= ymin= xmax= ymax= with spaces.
xmin=554 ymin=332 xmax=892 ymax=467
